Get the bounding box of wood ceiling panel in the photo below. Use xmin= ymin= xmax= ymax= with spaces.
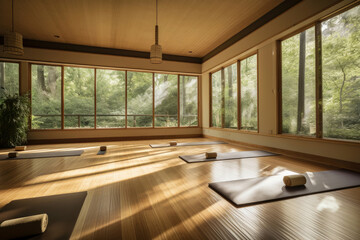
xmin=0 ymin=0 xmax=283 ymax=57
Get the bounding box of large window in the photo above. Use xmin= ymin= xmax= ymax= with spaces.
xmin=96 ymin=69 xmax=125 ymax=128
xmin=0 ymin=62 xmax=19 ymax=99
xmin=224 ymin=63 xmax=237 ymax=128
xmin=127 ymin=71 xmax=153 ymax=128
xmin=180 ymin=75 xmax=198 ymax=126
xmin=211 ymin=70 xmax=222 ymax=127
xmin=241 ymin=55 xmax=258 ymax=130
xmin=31 ymin=65 xmax=62 ymax=129
xmin=155 ymin=73 xmax=178 ymax=127
xmin=211 ymin=55 xmax=258 ymax=131
xmin=30 ymin=65 xmax=198 ymax=130
xmin=281 ymin=28 xmax=316 ymax=136
xmin=322 ymin=5 xmax=360 ymax=140
xmin=281 ymin=4 xmax=360 ymax=141
xmin=64 ymin=67 xmax=95 ymax=128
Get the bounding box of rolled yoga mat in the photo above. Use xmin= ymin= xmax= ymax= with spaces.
xmin=15 ymin=146 xmax=27 ymax=151
xmin=180 ymin=150 xmax=277 ymax=163
xmin=0 ymin=149 xmax=84 ymax=160
xmin=150 ymin=141 xmax=227 ymax=148
xmin=283 ymin=175 xmax=307 ymax=187
xmin=0 ymin=214 xmax=48 ymax=239
xmin=205 ymin=152 xmax=217 ymax=159
xmin=209 ymin=169 xmax=360 ymax=207
xmin=0 ymin=192 xmax=87 ymax=240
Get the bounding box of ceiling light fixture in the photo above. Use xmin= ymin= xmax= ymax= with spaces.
xmin=150 ymin=0 xmax=162 ymax=64
xmin=4 ymin=0 xmax=24 ymax=55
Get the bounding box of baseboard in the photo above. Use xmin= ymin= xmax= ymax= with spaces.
xmin=203 ymin=134 xmax=360 ymax=172
xmin=28 ymin=134 xmax=203 ymax=145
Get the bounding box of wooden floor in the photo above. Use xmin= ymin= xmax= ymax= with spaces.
xmin=0 ymin=138 xmax=359 ymax=239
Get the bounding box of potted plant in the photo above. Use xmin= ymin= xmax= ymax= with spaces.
xmin=0 ymin=94 xmax=30 ymax=148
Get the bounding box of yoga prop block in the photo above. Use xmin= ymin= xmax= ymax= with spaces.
xmin=169 ymin=141 xmax=177 ymax=146
xmin=100 ymin=146 xmax=107 ymax=151
xmin=283 ymin=175 xmax=307 ymax=187
xmin=8 ymin=152 xmax=18 ymax=158
xmin=15 ymin=146 xmax=27 ymax=151
xmin=205 ymin=152 xmax=217 ymax=159
xmin=0 ymin=213 xmax=48 ymax=239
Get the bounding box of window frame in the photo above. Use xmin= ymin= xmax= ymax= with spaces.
xmin=209 ymin=52 xmax=259 ymax=132
xmin=278 ymin=2 xmax=360 ymax=143
xmin=0 ymin=60 xmax=21 ymax=97
xmin=29 ymin=62 xmax=200 ymax=131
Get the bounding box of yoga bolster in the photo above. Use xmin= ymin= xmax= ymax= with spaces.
xmin=100 ymin=146 xmax=107 ymax=151
xmin=15 ymin=146 xmax=27 ymax=151
xmin=169 ymin=141 xmax=177 ymax=146
xmin=206 ymin=152 xmax=217 ymax=159
xmin=0 ymin=213 xmax=48 ymax=239
xmin=283 ymin=175 xmax=307 ymax=187
xmin=8 ymin=152 xmax=18 ymax=158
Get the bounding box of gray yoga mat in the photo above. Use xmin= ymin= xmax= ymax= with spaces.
xmin=180 ymin=150 xmax=277 ymax=163
xmin=0 ymin=192 xmax=87 ymax=239
xmin=209 ymin=169 xmax=360 ymax=207
xmin=0 ymin=149 xmax=84 ymax=160
xmin=150 ymin=141 xmax=227 ymax=148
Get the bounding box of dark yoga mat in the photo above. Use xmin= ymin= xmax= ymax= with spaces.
xmin=150 ymin=141 xmax=227 ymax=148
xmin=0 ymin=149 xmax=84 ymax=160
xmin=180 ymin=150 xmax=277 ymax=163
xmin=209 ymin=169 xmax=360 ymax=207
xmin=0 ymin=192 xmax=87 ymax=239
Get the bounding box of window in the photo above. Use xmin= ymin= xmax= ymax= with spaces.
xmin=127 ymin=71 xmax=153 ymax=127
xmin=280 ymin=4 xmax=360 ymax=141
xmin=241 ymin=55 xmax=258 ymax=130
xmin=64 ymin=67 xmax=95 ymax=128
xmin=281 ymin=28 xmax=316 ymax=136
xmin=154 ymin=73 xmax=178 ymax=127
xmin=96 ymin=69 xmax=125 ymax=128
xmin=210 ymin=55 xmax=258 ymax=130
xmin=31 ymin=64 xmax=62 ymax=129
xmin=0 ymin=62 xmax=19 ymax=99
xmin=224 ymin=63 xmax=237 ymax=128
xmin=211 ymin=70 xmax=222 ymax=127
xmin=180 ymin=75 xmax=198 ymax=126
xmin=322 ymin=5 xmax=360 ymax=140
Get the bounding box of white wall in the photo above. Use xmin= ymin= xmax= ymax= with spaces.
xmin=201 ymin=0 xmax=360 ymax=163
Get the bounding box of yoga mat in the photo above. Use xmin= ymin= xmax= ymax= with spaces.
xmin=0 ymin=149 xmax=84 ymax=160
xmin=180 ymin=150 xmax=277 ymax=163
xmin=0 ymin=192 xmax=87 ymax=240
xmin=150 ymin=141 xmax=227 ymax=148
xmin=209 ymin=169 xmax=360 ymax=207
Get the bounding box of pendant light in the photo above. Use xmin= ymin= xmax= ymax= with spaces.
xmin=4 ymin=0 xmax=24 ymax=55
xmin=150 ymin=0 xmax=162 ymax=64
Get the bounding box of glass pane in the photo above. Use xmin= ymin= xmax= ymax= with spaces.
xmin=96 ymin=69 xmax=125 ymax=128
xmin=64 ymin=67 xmax=94 ymax=128
xmin=154 ymin=73 xmax=178 ymax=127
xmin=224 ymin=63 xmax=237 ymax=128
xmin=31 ymin=65 xmax=62 ymax=129
xmin=0 ymin=62 xmax=19 ymax=99
xmin=180 ymin=75 xmax=198 ymax=126
xmin=211 ymin=70 xmax=222 ymax=127
xmin=322 ymin=5 xmax=360 ymax=140
xmin=241 ymin=55 xmax=259 ymax=131
xmin=281 ymin=27 xmax=316 ymax=135
xmin=127 ymin=71 xmax=153 ymax=127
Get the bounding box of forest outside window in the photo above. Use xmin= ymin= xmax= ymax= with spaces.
xmin=280 ymin=4 xmax=360 ymax=141
xmin=210 ymin=54 xmax=258 ymax=131
xmin=31 ymin=65 xmax=198 ymax=130
xmin=0 ymin=62 xmax=19 ymax=99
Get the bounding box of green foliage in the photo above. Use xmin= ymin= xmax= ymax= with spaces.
xmin=0 ymin=94 xmax=30 ymax=148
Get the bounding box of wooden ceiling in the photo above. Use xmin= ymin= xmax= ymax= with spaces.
xmin=0 ymin=0 xmax=284 ymax=58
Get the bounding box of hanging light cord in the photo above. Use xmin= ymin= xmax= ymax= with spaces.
xmin=155 ymin=0 xmax=158 ymax=45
